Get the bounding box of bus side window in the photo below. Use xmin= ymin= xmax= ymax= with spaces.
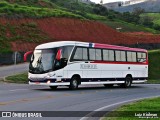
xmin=137 ymin=52 xmax=146 ymax=62
xmin=89 ymin=48 xmax=102 ymax=61
xmin=72 ymin=47 xmax=88 ymax=61
xmin=95 ymin=49 xmax=102 ymax=60
xmin=103 ymin=49 xmax=114 ymax=61
xmin=89 ymin=48 xmax=96 ymax=60
xmin=115 ymin=51 xmax=126 ymax=62
xmin=127 ymin=51 xmax=137 ymax=62
xmin=73 ymin=48 xmax=83 ymax=60
xmin=82 ymin=48 xmax=88 ymax=60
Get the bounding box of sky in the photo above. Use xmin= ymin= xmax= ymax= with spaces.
xmin=90 ymin=0 xmax=127 ymax=4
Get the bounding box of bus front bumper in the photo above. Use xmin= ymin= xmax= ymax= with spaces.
xmin=29 ymin=81 xmax=70 ymax=86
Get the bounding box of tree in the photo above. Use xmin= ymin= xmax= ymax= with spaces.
xmin=132 ymin=7 xmax=145 ymax=16
xmin=139 ymin=16 xmax=154 ymax=27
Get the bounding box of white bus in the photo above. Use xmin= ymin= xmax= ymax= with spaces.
xmin=28 ymin=41 xmax=148 ymax=90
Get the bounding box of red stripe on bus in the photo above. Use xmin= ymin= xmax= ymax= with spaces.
xmin=94 ymin=43 xmax=147 ymax=52
xmin=90 ymin=61 xmax=148 ymax=65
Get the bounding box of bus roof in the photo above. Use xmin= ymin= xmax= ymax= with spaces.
xmin=35 ymin=41 xmax=147 ymax=52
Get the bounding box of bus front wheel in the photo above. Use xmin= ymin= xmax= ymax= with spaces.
xmin=69 ymin=77 xmax=79 ymax=90
xmin=120 ymin=76 xmax=132 ymax=88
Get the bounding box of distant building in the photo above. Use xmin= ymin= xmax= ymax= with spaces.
xmin=123 ymin=0 xmax=148 ymax=6
xmin=104 ymin=0 xmax=148 ymax=9
xmin=104 ymin=1 xmax=123 ymax=9
xmin=79 ymin=0 xmax=92 ymax=4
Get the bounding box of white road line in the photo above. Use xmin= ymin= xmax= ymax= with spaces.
xmin=80 ymin=95 xmax=160 ymax=120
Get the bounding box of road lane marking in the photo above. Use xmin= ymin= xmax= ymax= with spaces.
xmin=80 ymin=95 xmax=160 ymax=120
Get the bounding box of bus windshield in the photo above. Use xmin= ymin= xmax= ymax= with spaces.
xmin=29 ymin=49 xmax=57 ymax=74
xmin=29 ymin=46 xmax=73 ymax=74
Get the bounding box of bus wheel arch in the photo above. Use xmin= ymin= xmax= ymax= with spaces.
xmin=120 ymin=74 xmax=132 ymax=88
xmin=69 ymin=74 xmax=81 ymax=90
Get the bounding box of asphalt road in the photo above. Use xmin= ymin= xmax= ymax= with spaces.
xmin=0 ymin=84 xmax=160 ymax=120
xmin=0 ymin=63 xmax=29 ymax=78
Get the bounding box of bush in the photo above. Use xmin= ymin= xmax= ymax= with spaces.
xmin=108 ymin=15 xmax=115 ymax=20
xmin=153 ymin=24 xmax=160 ymax=31
xmin=139 ymin=16 xmax=154 ymax=27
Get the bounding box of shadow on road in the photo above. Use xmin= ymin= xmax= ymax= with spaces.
xmin=33 ymin=85 xmax=146 ymax=92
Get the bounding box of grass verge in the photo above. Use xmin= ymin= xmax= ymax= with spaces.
xmin=147 ymin=79 xmax=160 ymax=84
xmin=5 ymin=72 xmax=28 ymax=84
xmin=102 ymin=97 xmax=160 ymax=120
xmin=148 ymin=50 xmax=160 ymax=80
xmin=3 ymin=72 xmax=160 ymax=84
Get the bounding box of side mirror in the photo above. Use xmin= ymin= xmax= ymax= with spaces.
xmin=24 ymin=51 xmax=33 ymax=62
xmin=56 ymin=49 xmax=62 ymax=61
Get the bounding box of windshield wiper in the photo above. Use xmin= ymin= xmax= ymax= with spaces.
xmin=36 ymin=56 xmax=44 ymax=72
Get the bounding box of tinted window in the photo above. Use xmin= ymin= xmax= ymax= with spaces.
xmin=96 ymin=49 xmax=102 ymax=60
xmin=115 ymin=51 xmax=126 ymax=62
xmin=73 ymin=47 xmax=88 ymax=60
xmin=83 ymin=48 xmax=88 ymax=60
xmin=103 ymin=49 xmax=114 ymax=61
xmin=127 ymin=51 xmax=137 ymax=62
xmin=62 ymin=46 xmax=73 ymax=59
xmin=89 ymin=48 xmax=102 ymax=60
xmin=73 ymin=48 xmax=82 ymax=60
xmin=89 ymin=49 xmax=95 ymax=60
xmin=137 ymin=52 xmax=146 ymax=62
xmin=115 ymin=51 xmax=121 ymax=61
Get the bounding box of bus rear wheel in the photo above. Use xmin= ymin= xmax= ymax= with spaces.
xmin=50 ymin=86 xmax=57 ymax=90
xmin=69 ymin=77 xmax=79 ymax=90
xmin=120 ymin=76 xmax=132 ymax=88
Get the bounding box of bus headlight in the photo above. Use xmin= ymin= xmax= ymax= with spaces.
xmin=47 ymin=80 xmax=51 ymax=84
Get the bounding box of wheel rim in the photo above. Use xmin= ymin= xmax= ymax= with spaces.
xmin=72 ymin=79 xmax=77 ymax=88
xmin=126 ymin=78 xmax=131 ymax=86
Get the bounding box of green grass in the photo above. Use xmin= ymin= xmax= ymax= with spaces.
xmin=148 ymin=50 xmax=160 ymax=80
xmin=0 ymin=22 xmax=49 ymax=53
xmin=101 ymin=19 xmax=160 ymax=33
xmin=0 ymin=1 xmax=85 ymax=19
xmin=5 ymin=72 xmax=28 ymax=84
xmin=102 ymin=97 xmax=160 ymax=120
xmin=141 ymin=13 xmax=160 ymax=25
xmin=147 ymin=79 xmax=160 ymax=84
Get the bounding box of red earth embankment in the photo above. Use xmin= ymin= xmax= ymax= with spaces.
xmin=0 ymin=18 xmax=160 ymax=51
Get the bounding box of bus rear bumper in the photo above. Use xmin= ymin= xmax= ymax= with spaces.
xmin=132 ymin=80 xmax=147 ymax=83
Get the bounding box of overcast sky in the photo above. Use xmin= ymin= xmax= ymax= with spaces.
xmin=90 ymin=0 xmax=127 ymax=4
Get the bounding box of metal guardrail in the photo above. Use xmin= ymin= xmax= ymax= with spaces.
xmin=0 ymin=52 xmax=31 ymax=65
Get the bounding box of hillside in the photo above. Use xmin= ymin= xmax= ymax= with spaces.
xmin=1 ymin=0 xmax=158 ymax=32
xmin=0 ymin=0 xmax=106 ymax=20
xmin=0 ymin=0 xmax=160 ymax=53
xmin=1 ymin=17 xmax=160 ymax=53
